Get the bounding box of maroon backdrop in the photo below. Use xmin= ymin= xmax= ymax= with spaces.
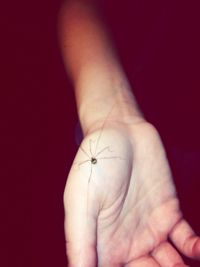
xmin=2 ymin=0 xmax=199 ymax=266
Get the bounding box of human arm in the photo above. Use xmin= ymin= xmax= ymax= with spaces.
xmin=58 ymin=1 xmax=200 ymax=266
xmin=58 ymin=0 xmax=142 ymax=135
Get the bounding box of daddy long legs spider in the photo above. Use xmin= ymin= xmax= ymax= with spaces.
xmin=73 ymin=102 xmax=126 ymax=216
xmin=76 ymin=139 xmax=124 ymax=183
xmin=74 ymin=135 xmax=125 ymax=216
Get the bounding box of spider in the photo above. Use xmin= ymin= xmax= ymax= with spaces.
xmin=76 ymin=140 xmax=121 ymax=183
xmin=75 ymin=138 xmax=123 ymax=184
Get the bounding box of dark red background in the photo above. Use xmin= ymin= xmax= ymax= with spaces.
xmin=2 ymin=0 xmax=200 ymax=266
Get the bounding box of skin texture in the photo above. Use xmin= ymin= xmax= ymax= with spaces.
xmin=64 ymin=119 xmax=200 ymax=267
xmin=58 ymin=1 xmax=200 ymax=266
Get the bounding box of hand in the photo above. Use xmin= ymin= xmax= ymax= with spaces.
xmin=64 ymin=120 xmax=200 ymax=267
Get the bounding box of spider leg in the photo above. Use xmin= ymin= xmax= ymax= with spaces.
xmin=78 ymin=159 xmax=91 ymax=166
xmin=80 ymin=146 xmax=90 ymax=158
xmin=88 ymin=161 xmax=93 ymax=183
xmin=86 ymin=164 xmax=93 ymax=218
xmin=97 ymin=156 xmax=125 ymax=160
xmin=95 ymin=146 xmax=113 ymax=157
xmin=89 ymin=139 xmax=94 ymax=157
xmin=73 ymin=159 xmax=91 ymax=170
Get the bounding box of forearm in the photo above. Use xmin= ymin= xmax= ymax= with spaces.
xmin=58 ymin=0 xmax=143 ymax=134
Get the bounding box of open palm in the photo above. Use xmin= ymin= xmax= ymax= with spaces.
xmin=64 ymin=121 xmax=200 ymax=267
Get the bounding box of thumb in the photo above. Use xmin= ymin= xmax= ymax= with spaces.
xmin=64 ymin=166 xmax=99 ymax=267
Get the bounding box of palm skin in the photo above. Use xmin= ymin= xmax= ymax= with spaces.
xmin=64 ymin=120 xmax=200 ymax=267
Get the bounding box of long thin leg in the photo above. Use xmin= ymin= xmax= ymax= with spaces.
xmin=94 ymin=102 xmax=117 ymax=155
xmin=88 ymin=162 xmax=93 ymax=183
xmin=78 ymin=159 xmax=91 ymax=166
xmin=97 ymin=156 xmax=125 ymax=160
xmin=95 ymin=146 xmax=113 ymax=157
xmin=80 ymin=146 xmax=90 ymax=158
xmin=73 ymin=159 xmax=91 ymax=169
xmin=86 ymin=164 xmax=93 ymax=219
xmin=89 ymin=139 xmax=93 ymax=157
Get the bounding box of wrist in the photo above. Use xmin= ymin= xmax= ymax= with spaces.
xmin=78 ymin=87 xmax=145 ymax=136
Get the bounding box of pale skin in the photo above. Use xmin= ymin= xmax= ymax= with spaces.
xmin=58 ymin=0 xmax=200 ymax=266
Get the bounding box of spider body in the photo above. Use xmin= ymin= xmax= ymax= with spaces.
xmin=91 ymin=157 xmax=97 ymax=164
